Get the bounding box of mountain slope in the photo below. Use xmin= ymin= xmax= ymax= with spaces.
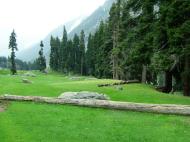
xmin=68 ymin=0 xmax=115 ymax=39
xmin=17 ymin=0 xmax=115 ymax=62
xmin=17 ymin=18 xmax=84 ymax=62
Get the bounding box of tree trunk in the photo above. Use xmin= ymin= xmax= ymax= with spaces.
xmin=141 ymin=65 xmax=147 ymax=83
xmin=172 ymin=68 xmax=182 ymax=91
xmin=112 ymin=29 xmax=116 ymax=80
xmin=112 ymin=58 xmax=116 ymax=79
xmin=115 ymin=58 xmax=119 ymax=80
xmin=2 ymin=95 xmax=190 ymax=116
xmin=183 ymin=55 xmax=190 ymax=96
xmin=81 ymin=57 xmax=83 ymax=75
xmin=163 ymin=71 xmax=172 ymax=93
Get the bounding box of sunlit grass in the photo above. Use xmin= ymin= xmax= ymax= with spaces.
xmin=0 ymin=70 xmax=190 ymax=142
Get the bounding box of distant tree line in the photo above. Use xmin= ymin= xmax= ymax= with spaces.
xmin=50 ymin=0 xmax=190 ymax=96
xmin=0 ymin=56 xmax=38 ymax=70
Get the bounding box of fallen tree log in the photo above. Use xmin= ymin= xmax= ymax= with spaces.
xmin=98 ymin=80 xmax=140 ymax=87
xmin=1 ymin=95 xmax=190 ymax=116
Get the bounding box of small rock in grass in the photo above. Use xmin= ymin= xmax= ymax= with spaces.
xmin=0 ymin=101 xmax=9 ymax=112
xmin=0 ymin=106 xmax=4 ymax=112
xmin=42 ymin=70 xmax=48 ymax=74
xmin=58 ymin=91 xmax=110 ymax=100
xmin=116 ymin=86 xmax=123 ymax=91
xmin=22 ymin=79 xmax=32 ymax=84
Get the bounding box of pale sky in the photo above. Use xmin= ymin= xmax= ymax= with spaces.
xmin=0 ymin=0 xmax=106 ymax=56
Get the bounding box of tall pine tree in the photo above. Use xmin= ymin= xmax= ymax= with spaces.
xmin=9 ymin=30 xmax=18 ymax=75
xmin=37 ymin=41 xmax=46 ymax=72
xmin=60 ymin=26 xmax=68 ymax=72
xmin=79 ymin=30 xmax=85 ymax=75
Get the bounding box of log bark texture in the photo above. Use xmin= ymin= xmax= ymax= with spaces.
xmin=1 ymin=95 xmax=190 ymax=116
xmin=98 ymin=80 xmax=140 ymax=87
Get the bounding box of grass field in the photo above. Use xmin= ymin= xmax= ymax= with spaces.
xmin=0 ymin=70 xmax=190 ymax=142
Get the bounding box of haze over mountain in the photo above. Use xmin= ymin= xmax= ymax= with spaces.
xmin=17 ymin=17 xmax=85 ymax=62
xmin=0 ymin=0 xmax=106 ymax=57
xmin=17 ymin=0 xmax=115 ymax=62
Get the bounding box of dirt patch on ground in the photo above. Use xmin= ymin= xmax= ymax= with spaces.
xmin=0 ymin=101 xmax=9 ymax=112
xmin=0 ymin=106 xmax=4 ymax=112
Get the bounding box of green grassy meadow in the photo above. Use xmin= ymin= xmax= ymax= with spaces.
xmin=0 ymin=70 xmax=190 ymax=142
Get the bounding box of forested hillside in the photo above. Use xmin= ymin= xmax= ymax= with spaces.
xmin=49 ymin=0 xmax=190 ymax=96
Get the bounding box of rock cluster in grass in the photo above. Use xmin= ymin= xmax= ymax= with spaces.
xmin=23 ymin=72 xmax=36 ymax=77
xmin=85 ymin=77 xmax=97 ymax=80
xmin=115 ymin=86 xmax=123 ymax=91
xmin=58 ymin=91 xmax=110 ymax=100
xmin=69 ymin=77 xmax=82 ymax=80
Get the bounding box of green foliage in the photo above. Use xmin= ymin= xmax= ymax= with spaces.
xmin=86 ymin=34 xmax=95 ymax=75
xmin=85 ymin=0 xmax=190 ymax=95
xmin=72 ymin=34 xmax=80 ymax=73
xmin=50 ymin=36 xmax=60 ymax=71
xmin=48 ymin=0 xmax=190 ymax=96
xmin=50 ymin=27 xmax=85 ymax=75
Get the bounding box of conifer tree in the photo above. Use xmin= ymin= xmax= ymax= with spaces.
xmin=9 ymin=30 xmax=18 ymax=75
xmin=37 ymin=41 xmax=46 ymax=72
xmin=86 ymin=33 xmax=95 ymax=75
xmin=79 ymin=30 xmax=85 ymax=75
xmin=73 ymin=34 xmax=80 ymax=74
xmin=60 ymin=26 xmax=68 ymax=72
xmin=109 ymin=0 xmax=122 ymax=79
xmin=50 ymin=36 xmax=60 ymax=71
xmin=165 ymin=0 xmax=190 ymax=96
xmin=137 ymin=0 xmax=155 ymax=83
xmin=151 ymin=0 xmax=174 ymax=93
xmin=65 ymin=40 xmax=74 ymax=72
xmin=50 ymin=36 xmax=56 ymax=70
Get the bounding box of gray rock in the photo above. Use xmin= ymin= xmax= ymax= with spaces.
xmin=24 ymin=72 xmax=36 ymax=77
xmin=58 ymin=91 xmax=110 ymax=100
xmin=22 ymin=79 xmax=32 ymax=84
xmin=116 ymin=86 xmax=123 ymax=91
xmin=42 ymin=70 xmax=48 ymax=74
xmin=69 ymin=77 xmax=82 ymax=80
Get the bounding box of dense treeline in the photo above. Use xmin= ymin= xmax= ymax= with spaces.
xmin=50 ymin=0 xmax=190 ymax=96
xmin=0 ymin=56 xmax=38 ymax=70
xmin=50 ymin=27 xmax=86 ymax=75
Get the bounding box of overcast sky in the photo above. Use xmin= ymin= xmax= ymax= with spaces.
xmin=0 ymin=0 xmax=106 ymax=56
